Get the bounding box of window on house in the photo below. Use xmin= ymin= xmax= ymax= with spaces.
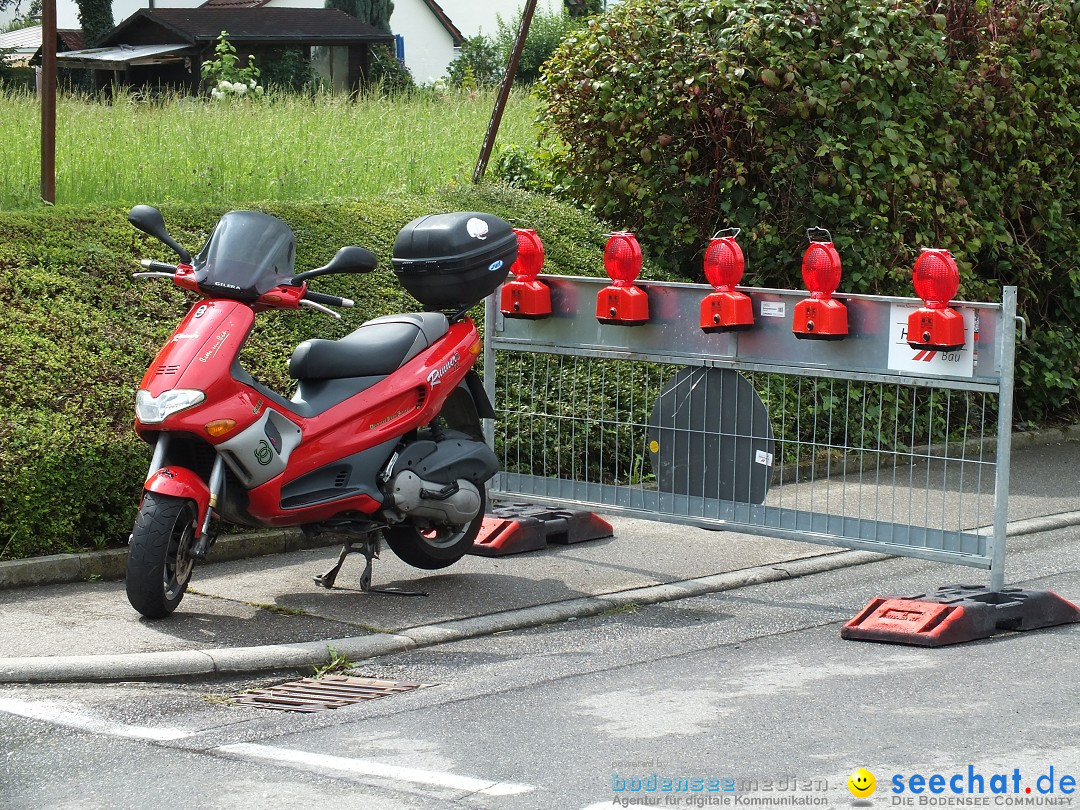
xmin=311 ymin=45 xmax=349 ymax=92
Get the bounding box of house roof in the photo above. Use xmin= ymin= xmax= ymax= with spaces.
xmin=58 ymin=30 xmax=85 ymax=51
xmin=0 ymin=25 xmax=43 ymax=54
xmin=4 ymin=26 xmax=84 ymax=65
xmin=420 ymin=0 xmax=463 ymax=46
xmin=200 ymin=0 xmax=269 ymax=9
xmin=101 ymin=8 xmax=395 ymax=47
xmin=192 ymin=0 xmax=460 ymax=43
xmin=55 ymin=43 xmax=195 ymax=70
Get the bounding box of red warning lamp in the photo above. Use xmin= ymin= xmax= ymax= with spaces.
xmin=700 ymin=228 xmax=754 ymax=333
xmin=499 ymin=228 xmax=551 ymax=319
xmin=793 ymin=227 xmax=848 ymax=340
xmin=907 ymin=248 xmax=965 ymax=351
xmin=596 ymin=232 xmax=649 ymax=326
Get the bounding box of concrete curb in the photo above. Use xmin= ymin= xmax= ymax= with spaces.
xmin=0 ymin=529 xmax=328 ymax=591
xmin=1002 ymin=511 xmax=1080 ymax=537
xmin=1010 ymin=423 xmax=1080 ymax=449
xmin=0 ymin=549 xmax=884 ymax=684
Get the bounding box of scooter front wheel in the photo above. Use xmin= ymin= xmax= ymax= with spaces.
xmin=126 ymin=492 xmax=197 ymax=618
xmin=383 ymin=485 xmax=486 ymax=570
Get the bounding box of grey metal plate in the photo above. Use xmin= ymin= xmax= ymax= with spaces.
xmin=648 ymin=367 xmax=774 ymax=505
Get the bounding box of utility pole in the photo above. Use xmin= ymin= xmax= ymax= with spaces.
xmin=472 ymin=0 xmax=536 ymax=184
xmin=40 ymin=0 xmax=57 ymax=204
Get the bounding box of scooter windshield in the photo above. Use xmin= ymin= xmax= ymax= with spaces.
xmin=193 ymin=210 xmax=297 ymax=300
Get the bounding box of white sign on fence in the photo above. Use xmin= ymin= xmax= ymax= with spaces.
xmin=887 ymin=303 xmax=976 ymax=378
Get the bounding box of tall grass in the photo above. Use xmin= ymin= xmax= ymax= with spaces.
xmin=0 ymin=87 xmax=540 ymax=210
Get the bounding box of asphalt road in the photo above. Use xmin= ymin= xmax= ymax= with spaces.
xmin=1 ymin=521 xmax=1077 ymax=810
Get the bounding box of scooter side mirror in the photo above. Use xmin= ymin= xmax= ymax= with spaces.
xmin=294 ymin=246 xmax=377 ymax=282
xmin=128 ymin=205 xmax=193 ymax=264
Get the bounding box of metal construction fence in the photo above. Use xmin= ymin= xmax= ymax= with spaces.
xmin=483 ymin=278 xmax=1019 ymax=591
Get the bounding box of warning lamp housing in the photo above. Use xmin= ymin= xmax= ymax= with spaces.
xmin=596 ymin=232 xmax=649 ymax=326
xmin=499 ymin=228 xmax=551 ymax=319
xmin=793 ymin=228 xmax=848 ymax=341
xmin=907 ymin=248 xmax=965 ymax=351
xmin=700 ymin=229 xmax=754 ymax=333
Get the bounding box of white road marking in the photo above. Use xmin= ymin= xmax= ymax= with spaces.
xmin=0 ymin=697 xmax=191 ymax=741
xmin=216 ymin=742 xmax=536 ymax=796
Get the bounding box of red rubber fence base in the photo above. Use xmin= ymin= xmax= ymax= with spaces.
xmin=842 ymin=584 xmax=1080 ymax=647
xmin=469 ymin=503 xmax=614 ymax=557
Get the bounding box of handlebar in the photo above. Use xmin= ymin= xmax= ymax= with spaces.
xmin=133 ymin=258 xmax=356 ymax=318
xmin=303 ymin=290 xmax=355 ymax=308
xmin=141 ymin=259 xmax=179 ymax=273
xmin=299 ymin=289 xmax=355 ymax=320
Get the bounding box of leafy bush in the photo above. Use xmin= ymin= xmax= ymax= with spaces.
xmin=260 ymin=48 xmax=314 ymax=93
xmin=0 ymin=188 xmax=610 ymax=559
xmin=76 ymin=0 xmax=113 ymax=47
xmin=491 ymin=144 xmax=549 ymax=192
xmin=325 ymin=0 xmax=393 ymax=32
xmin=368 ymin=44 xmax=414 ymax=93
xmin=494 ymin=7 xmax=586 ymax=86
xmin=445 ymin=8 xmax=583 ymax=87
xmin=535 ymin=0 xmax=1080 ymax=422
xmin=0 ymin=48 xmax=21 ymax=87
xmin=202 ymin=31 xmax=263 ymax=99
xmin=445 ymin=35 xmax=503 ymax=87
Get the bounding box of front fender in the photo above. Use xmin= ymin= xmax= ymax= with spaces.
xmin=144 ymin=467 xmax=210 ymax=538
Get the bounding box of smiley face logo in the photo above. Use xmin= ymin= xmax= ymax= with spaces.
xmin=848 ymin=768 xmax=876 ymax=798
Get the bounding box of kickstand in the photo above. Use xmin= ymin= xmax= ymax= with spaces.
xmin=313 ymin=534 xmax=427 ymax=596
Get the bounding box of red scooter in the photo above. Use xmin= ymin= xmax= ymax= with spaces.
xmin=125 ymin=205 xmax=516 ymax=618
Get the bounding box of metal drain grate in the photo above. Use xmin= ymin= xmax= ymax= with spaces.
xmin=231 ymin=675 xmax=433 ymax=713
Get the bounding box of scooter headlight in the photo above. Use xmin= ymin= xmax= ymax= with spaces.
xmin=136 ymin=389 xmax=205 ymax=424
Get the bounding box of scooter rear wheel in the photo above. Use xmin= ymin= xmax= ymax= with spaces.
xmin=126 ymin=492 xmax=197 ymax=618
xmin=383 ymin=485 xmax=486 ymax=570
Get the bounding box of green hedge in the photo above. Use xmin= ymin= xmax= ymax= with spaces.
xmin=0 ymin=187 xmax=610 ymax=559
xmin=533 ymin=0 xmax=1080 ymax=423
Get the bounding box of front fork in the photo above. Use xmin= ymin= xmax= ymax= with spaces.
xmin=142 ymin=434 xmax=225 ymax=558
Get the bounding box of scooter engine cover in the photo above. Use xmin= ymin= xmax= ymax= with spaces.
xmin=394 ymin=436 xmax=498 ymax=485
xmin=392 ymin=212 xmax=516 ymax=310
xmin=389 ymin=472 xmax=482 ymax=525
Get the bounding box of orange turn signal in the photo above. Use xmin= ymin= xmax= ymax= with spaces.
xmin=205 ymin=419 xmax=237 ymax=437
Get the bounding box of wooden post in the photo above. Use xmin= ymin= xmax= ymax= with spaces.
xmin=472 ymin=0 xmax=536 ymax=184
xmin=40 ymin=0 xmax=57 ymax=204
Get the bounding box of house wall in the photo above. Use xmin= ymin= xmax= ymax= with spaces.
xmin=389 ymin=0 xmax=456 ymax=85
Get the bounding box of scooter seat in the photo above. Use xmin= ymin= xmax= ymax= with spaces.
xmin=289 ymin=313 xmax=449 ymax=380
